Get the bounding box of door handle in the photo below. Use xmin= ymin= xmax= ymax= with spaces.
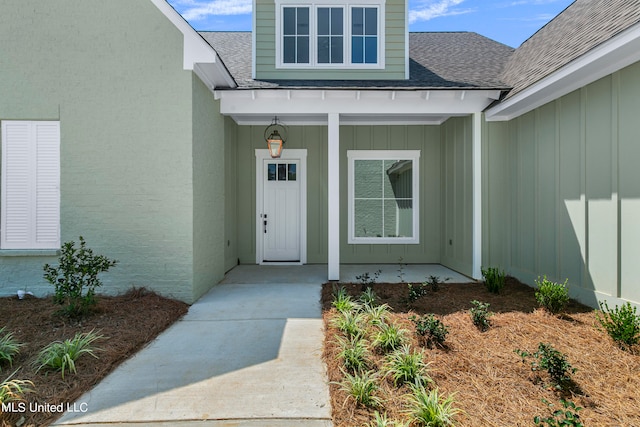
xmin=264 ymin=219 xmax=268 ymax=233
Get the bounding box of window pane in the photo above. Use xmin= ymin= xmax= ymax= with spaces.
xmin=331 ymin=36 xmax=343 ymax=63
xmin=283 ymin=36 xmax=295 ymax=63
xmin=354 ymin=160 xmax=383 ymax=198
xmin=283 ymin=8 xmax=295 ymax=35
xmin=268 ymin=163 xmax=276 ymax=181
xmin=318 ymin=8 xmax=329 ymax=35
xmin=331 ymin=8 xmax=343 ymax=35
xmin=385 ymin=160 xmax=413 ymax=198
xmin=318 ymin=36 xmax=330 ymax=63
xmin=278 ymin=164 xmax=287 ymax=181
xmin=297 ymin=8 xmax=309 ymax=35
xmin=384 ymin=200 xmax=413 ymax=237
xmin=352 ymin=7 xmax=363 ymax=35
xmin=354 ymin=199 xmax=383 ymax=237
xmin=352 ymin=36 xmax=363 ymax=63
xmin=297 ymin=36 xmax=309 ymax=63
xmin=288 ymin=164 xmax=297 ymax=181
xmin=365 ymin=36 xmax=377 ymax=64
xmin=365 ymin=8 xmax=377 ymax=35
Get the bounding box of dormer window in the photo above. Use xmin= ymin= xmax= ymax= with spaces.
xmin=276 ymin=0 xmax=385 ymax=69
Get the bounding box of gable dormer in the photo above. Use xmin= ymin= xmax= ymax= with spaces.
xmin=253 ymin=0 xmax=408 ymax=80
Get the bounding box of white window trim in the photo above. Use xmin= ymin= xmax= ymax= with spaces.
xmin=347 ymin=150 xmax=420 ymax=244
xmin=275 ymin=0 xmax=386 ymax=70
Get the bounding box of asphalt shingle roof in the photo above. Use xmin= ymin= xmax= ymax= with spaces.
xmin=200 ymin=31 xmax=514 ymax=90
xmin=500 ymin=0 xmax=640 ymax=99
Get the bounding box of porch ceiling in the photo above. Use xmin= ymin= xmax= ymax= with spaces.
xmin=215 ymin=89 xmax=502 ymax=126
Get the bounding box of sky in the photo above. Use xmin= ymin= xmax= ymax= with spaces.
xmin=167 ymin=0 xmax=575 ymax=48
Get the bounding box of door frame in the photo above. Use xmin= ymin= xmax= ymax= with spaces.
xmin=255 ymin=149 xmax=307 ymax=265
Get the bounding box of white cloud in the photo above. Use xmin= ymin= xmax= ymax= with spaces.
xmin=174 ymin=0 xmax=252 ymax=21
xmin=408 ymin=0 xmax=473 ymax=24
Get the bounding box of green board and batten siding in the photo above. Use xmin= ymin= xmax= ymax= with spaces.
xmin=254 ymin=0 xmax=407 ymax=80
xmin=0 ymin=1 xmax=228 ymax=303
xmin=483 ymin=61 xmax=640 ymax=307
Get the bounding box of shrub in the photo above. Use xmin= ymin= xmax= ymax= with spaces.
xmin=535 ymin=276 xmax=570 ymax=314
xmin=43 ymin=236 xmax=118 ymax=317
xmin=356 ymin=270 xmax=381 ymax=287
xmin=481 ymin=267 xmax=505 ymax=294
xmin=0 ymin=371 xmax=33 ymax=404
xmin=534 ymin=399 xmax=584 ymax=427
xmin=469 ymin=300 xmax=492 ymax=332
xmin=411 ymin=314 xmax=449 ymax=349
xmin=384 ymin=344 xmax=432 ymax=387
xmin=405 ymin=385 xmax=461 ymax=427
xmin=36 ymin=330 xmax=103 ymax=379
xmin=337 ymin=369 xmax=382 ymax=408
xmin=372 ymin=323 xmax=407 ymax=353
xmin=332 ymin=286 xmax=360 ymax=314
xmin=407 ymin=283 xmax=428 ymax=303
xmin=425 ymin=275 xmax=447 ymax=292
xmin=596 ymin=301 xmax=640 ymax=350
xmin=515 ymin=343 xmax=576 ymax=389
xmin=336 ymin=335 xmax=370 ymax=373
xmin=0 ymin=327 xmax=23 ymax=369
xmin=332 ymin=310 xmax=366 ymax=338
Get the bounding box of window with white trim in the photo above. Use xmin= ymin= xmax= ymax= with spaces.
xmin=276 ymin=1 xmax=384 ymax=69
xmin=348 ymin=150 xmax=420 ymax=244
xmin=1 ymin=121 xmax=60 ymax=250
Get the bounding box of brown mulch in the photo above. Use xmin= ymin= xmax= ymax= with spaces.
xmin=322 ymin=277 xmax=640 ymax=427
xmin=0 ymin=288 xmax=188 ymax=427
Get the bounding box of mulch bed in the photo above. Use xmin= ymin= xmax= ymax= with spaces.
xmin=0 ymin=288 xmax=188 ymax=427
xmin=322 ymin=277 xmax=640 ymax=427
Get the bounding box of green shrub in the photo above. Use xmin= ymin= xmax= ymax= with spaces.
xmin=0 ymin=371 xmax=33 ymax=404
xmin=596 ymin=301 xmax=640 ymax=350
xmin=481 ymin=267 xmax=505 ymax=294
xmin=337 ymin=369 xmax=382 ymax=408
xmin=43 ymin=236 xmax=118 ymax=317
xmin=407 ymin=283 xmax=428 ymax=303
xmin=425 ymin=275 xmax=447 ymax=292
xmin=332 ymin=286 xmax=361 ymax=314
xmin=384 ymin=344 xmax=432 ymax=387
xmin=469 ymin=300 xmax=492 ymax=332
xmin=411 ymin=314 xmax=449 ymax=349
xmin=405 ymin=385 xmax=461 ymax=427
xmin=534 ymin=399 xmax=583 ymax=427
xmin=372 ymin=323 xmax=407 ymax=353
xmin=516 ymin=343 xmax=576 ymax=389
xmin=336 ymin=335 xmax=370 ymax=372
xmin=0 ymin=327 xmax=23 ymax=369
xmin=36 ymin=330 xmax=103 ymax=379
xmin=535 ymin=276 xmax=570 ymax=314
xmin=356 ymin=270 xmax=381 ymax=287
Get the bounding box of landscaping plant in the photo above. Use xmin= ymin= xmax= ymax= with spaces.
xmin=367 ymin=411 xmax=409 ymax=427
xmin=534 ymin=399 xmax=583 ymax=427
xmin=337 ymin=369 xmax=382 ymax=408
xmin=406 ymin=385 xmax=461 ymax=427
xmin=332 ymin=286 xmax=360 ymax=314
xmin=535 ymin=276 xmax=570 ymax=314
xmin=596 ymin=300 xmax=640 ymax=350
xmin=384 ymin=344 xmax=431 ymax=387
xmin=469 ymin=300 xmax=492 ymax=332
xmin=43 ymin=236 xmax=118 ymax=317
xmin=0 ymin=370 xmax=33 ymax=404
xmin=336 ymin=335 xmax=371 ymax=373
xmin=407 ymin=283 xmax=428 ymax=303
xmin=411 ymin=314 xmax=449 ymax=349
xmin=332 ymin=310 xmax=366 ymax=338
xmin=360 ymin=287 xmax=378 ymax=308
xmin=364 ymin=303 xmax=391 ymax=327
xmin=515 ymin=343 xmax=576 ymax=389
xmin=372 ymin=322 xmax=407 ymax=353
xmin=481 ymin=267 xmax=505 ymax=294
xmin=356 ymin=270 xmax=382 ymax=287
xmin=36 ymin=330 xmax=104 ymax=379
xmin=0 ymin=327 xmax=23 ymax=369
xmin=425 ymin=275 xmax=446 ymax=292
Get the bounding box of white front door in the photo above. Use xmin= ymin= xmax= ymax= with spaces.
xmin=256 ymin=150 xmax=307 ymax=264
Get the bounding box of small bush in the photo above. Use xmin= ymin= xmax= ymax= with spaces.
xmin=356 ymin=270 xmax=381 ymax=287
xmin=36 ymin=330 xmax=104 ymax=379
xmin=0 ymin=327 xmax=23 ymax=369
xmin=332 ymin=286 xmax=360 ymax=314
xmin=516 ymin=343 xmax=576 ymax=389
xmin=469 ymin=300 xmax=492 ymax=332
xmin=534 ymin=399 xmax=583 ymax=427
xmin=405 ymin=385 xmax=461 ymax=427
xmin=364 ymin=303 xmax=391 ymax=327
xmin=337 ymin=369 xmax=382 ymax=408
xmin=535 ymin=276 xmax=570 ymax=314
xmin=332 ymin=310 xmax=366 ymax=338
xmin=411 ymin=314 xmax=449 ymax=349
xmin=372 ymin=323 xmax=407 ymax=353
xmin=0 ymin=371 xmax=33 ymax=404
xmin=384 ymin=344 xmax=432 ymax=387
xmin=407 ymin=283 xmax=428 ymax=303
xmin=43 ymin=236 xmax=118 ymax=317
xmin=596 ymin=301 xmax=640 ymax=350
xmin=336 ymin=335 xmax=370 ymax=372
xmin=360 ymin=287 xmax=378 ymax=307
xmin=481 ymin=266 xmax=505 ymax=294
xmin=425 ymin=275 xmax=447 ymax=292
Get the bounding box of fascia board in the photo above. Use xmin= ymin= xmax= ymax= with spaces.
xmin=486 ymin=22 xmax=640 ymax=122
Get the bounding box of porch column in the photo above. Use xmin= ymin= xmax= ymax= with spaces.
xmin=472 ymin=112 xmax=483 ymax=280
xmin=328 ymin=113 xmax=340 ymax=280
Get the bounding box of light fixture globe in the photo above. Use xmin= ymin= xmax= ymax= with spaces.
xmin=264 ymin=117 xmax=288 ymax=158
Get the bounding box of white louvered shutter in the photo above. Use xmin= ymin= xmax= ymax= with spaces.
xmin=1 ymin=121 xmax=60 ymax=249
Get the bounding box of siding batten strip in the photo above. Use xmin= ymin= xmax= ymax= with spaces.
xmin=328 ymin=113 xmax=340 ymax=280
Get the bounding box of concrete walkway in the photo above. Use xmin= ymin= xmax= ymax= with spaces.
xmin=54 ymin=271 xmax=332 ymax=426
